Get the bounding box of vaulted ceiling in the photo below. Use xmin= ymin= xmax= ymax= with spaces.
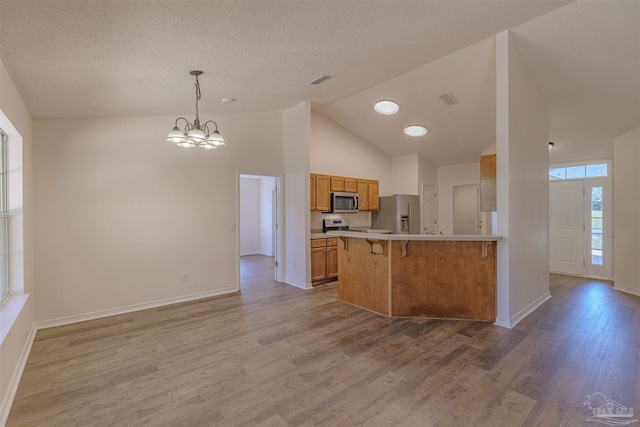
xmin=0 ymin=0 xmax=638 ymax=165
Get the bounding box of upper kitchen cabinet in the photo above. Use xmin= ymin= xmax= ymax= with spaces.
xmin=368 ymin=180 xmax=379 ymax=211
xmin=310 ymin=174 xmax=378 ymax=212
xmin=357 ymin=179 xmax=369 ymax=211
xmin=330 ymin=176 xmax=344 ymax=192
xmin=311 ymin=174 xmax=331 ymax=212
xmin=344 ymin=178 xmax=357 ymax=193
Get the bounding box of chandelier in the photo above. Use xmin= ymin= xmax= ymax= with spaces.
xmin=166 ymin=70 xmax=226 ymax=149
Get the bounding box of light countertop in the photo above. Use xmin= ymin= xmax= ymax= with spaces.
xmin=325 ymin=230 xmax=503 ymax=241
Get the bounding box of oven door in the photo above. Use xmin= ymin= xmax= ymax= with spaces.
xmin=332 ymin=192 xmax=359 ymax=213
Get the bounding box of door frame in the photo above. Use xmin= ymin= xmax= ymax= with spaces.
xmin=548 ymin=159 xmax=612 ymax=280
xmin=236 ymin=170 xmax=284 ymax=289
xmin=421 ymin=183 xmax=438 ymax=235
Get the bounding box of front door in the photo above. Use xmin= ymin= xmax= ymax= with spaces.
xmin=549 ymin=180 xmax=584 ymax=275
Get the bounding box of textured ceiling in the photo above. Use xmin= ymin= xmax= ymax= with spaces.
xmin=0 ymin=0 xmax=638 ymax=165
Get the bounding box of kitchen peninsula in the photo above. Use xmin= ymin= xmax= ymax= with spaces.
xmin=326 ymin=231 xmax=502 ymax=321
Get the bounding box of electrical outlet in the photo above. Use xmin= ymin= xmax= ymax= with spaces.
xmin=181 ymin=273 xmax=188 ymax=283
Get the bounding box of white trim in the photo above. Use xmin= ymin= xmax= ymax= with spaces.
xmin=284 ymin=278 xmax=312 ymax=290
xmin=493 ymin=317 xmax=511 ymax=328
xmin=35 ymin=287 xmax=237 ymax=330
xmin=494 ymin=291 xmax=551 ymax=329
xmin=0 ymin=324 xmax=36 ymax=427
xmin=613 ymin=283 xmax=640 ymax=297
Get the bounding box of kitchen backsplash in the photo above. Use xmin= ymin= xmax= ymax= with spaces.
xmin=311 ymin=211 xmax=371 ymax=231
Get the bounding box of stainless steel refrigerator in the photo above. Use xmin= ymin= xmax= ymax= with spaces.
xmin=372 ymin=194 xmax=420 ymax=234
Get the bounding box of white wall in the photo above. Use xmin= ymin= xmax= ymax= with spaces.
xmin=310 ymin=111 xmax=392 ymax=195
xmin=495 ymin=31 xmax=550 ymax=328
xmin=391 ymin=154 xmax=418 ymax=195
xmin=418 ymin=154 xmax=437 ymax=188
xmin=284 ymin=102 xmax=311 ymax=288
xmin=259 ymin=176 xmax=275 ymax=256
xmin=436 ymin=162 xmax=480 ymax=235
xmin=613 ymin=127 xmax=640 ymax=296
xmin=240 ymin=176 xmax=275 ymax=256
xmin=239 ymin=178 xmax=261 ymax=255
xmin=33 ymin=111 xmax=283 ymax=323
xmin=0 ymin=58 xmax=35 ymax=424
xmin=391 ymin=153 xmax=438 ymax=196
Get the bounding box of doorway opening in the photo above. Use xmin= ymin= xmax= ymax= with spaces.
xmin=453 ymin=184 xmax=480 ymax=235
xmin=238 ymin=173 xmax=283 ymax=289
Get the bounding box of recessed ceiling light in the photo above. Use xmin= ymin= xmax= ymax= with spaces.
xmin=221 ymin=97 xmax=236 ymax=103
xmin=404 ymin=125 xmax=428 ymax=137
xmin=374 ymin=100 xmax=400 ymax=115
xmin=549 ymin=141 xmax=554 ymax=150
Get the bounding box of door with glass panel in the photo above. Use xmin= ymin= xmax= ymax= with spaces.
xmin=549 ymin=180 xmax=584 ymax=275
xmin=548 ymin=162 xmax=611 ymax=279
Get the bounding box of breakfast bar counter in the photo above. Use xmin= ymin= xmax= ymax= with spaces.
xmin=326 ymin=231 xmax=502 ymax=321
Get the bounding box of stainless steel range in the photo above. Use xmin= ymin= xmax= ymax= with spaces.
xmin=323 ymin=218 xmax=350 ymax=233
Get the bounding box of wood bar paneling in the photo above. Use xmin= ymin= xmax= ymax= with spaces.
xmin=338 ymin=237 xmax=390 ymax=316
xmin=390 ymin=240 xmax=496 ymax=320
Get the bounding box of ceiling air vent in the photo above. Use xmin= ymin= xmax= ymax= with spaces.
xmin=439 ymin=93 xmax=459 ymax=105
xmin=308 ymin=75 xmax=333 ymax=85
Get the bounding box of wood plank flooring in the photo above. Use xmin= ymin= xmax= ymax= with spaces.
xmin=7 ymin=257 xmax=640 ymax=426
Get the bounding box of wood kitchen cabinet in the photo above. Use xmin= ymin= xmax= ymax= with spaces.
xmin=310 ymin=174 xmax=331 ymax=212
xmin=311 ymin=237 xmax=338 ymax=282
xmin=368 ymin=180 xmax=379 ymax=211
xmin=344 ymin=178 xmax=357 ymax=193
xmin=330 ymin=176 xmax=345 ymax=192
xmin=310 ymin=174 xmax=378 ymax=212
xmin=357 ymin=179 xmax=369 ymax=211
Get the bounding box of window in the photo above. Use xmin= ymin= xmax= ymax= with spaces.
xmin=0 ymin=129 xmax=8 ymax=304
xmin=590 ymin=186 xmax=603 ymax=266
xmin=549 ymin=163 xmax=607 ymax=180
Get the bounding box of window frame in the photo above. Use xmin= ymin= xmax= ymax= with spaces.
xmin=0 ymin=128 xmax=8 ymax=305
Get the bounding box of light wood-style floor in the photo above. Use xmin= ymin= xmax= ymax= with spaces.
xmin=7 ymin=255 xmax=640 ymax=426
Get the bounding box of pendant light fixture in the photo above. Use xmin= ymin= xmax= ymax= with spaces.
xmin=166 ymin=70 xmax=226 ymax=149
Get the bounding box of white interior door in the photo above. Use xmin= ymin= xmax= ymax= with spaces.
xmin=549 ymin=180 xmax=584 ymax=275
xmin=453 ymin=184 xmax=480 ymax=235
xmin=422 ymin=184 xmax=437 ymax=234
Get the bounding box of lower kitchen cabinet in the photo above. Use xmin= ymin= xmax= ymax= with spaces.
xmin=311 ymin=237 xmax=339 ymax=282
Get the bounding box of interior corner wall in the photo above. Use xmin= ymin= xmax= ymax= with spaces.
xmin=495 ymin=31 xmax=550 ymax=328
xmin=284 ymin=102 xmax=311 ymax=289
xmin=613 ymin=127 xmax=640 ymax=295
xmin=436 ymin=162 xmax=480 ymax=235
xmin=391 ymin=154 xmax=419 ymax=195
xmin=310 ymin=111 xmax=391 ymax=194
xmin=418 ymin=154 xmax=437 ymax=188
xmin=33 ymin=111 xmax=283 ymax=324
xmin=0 ymin=58 xmax=35 ymax=423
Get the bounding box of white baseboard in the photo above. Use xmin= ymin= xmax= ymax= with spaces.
xmin=284 ymin=278 xmax=312 ymax=290
xmin=493 ymin=317 xmax=512 ymax=329
xmin=494 ymin=291 xmax=551 ymax=329
xmin=0 ymin=324 xmax=36 ymax=427
xmin=613 ymin=283 xmax=640 ymax=297
xmin=35 ymin=287 xmax=238 ymax=330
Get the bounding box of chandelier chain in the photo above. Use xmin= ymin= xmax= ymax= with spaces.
xmin=194 ymin=74 xmax=201 ymax=122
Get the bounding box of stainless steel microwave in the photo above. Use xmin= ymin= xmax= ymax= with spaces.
xmin=332 ymin=192 xmax=359 ymax=213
